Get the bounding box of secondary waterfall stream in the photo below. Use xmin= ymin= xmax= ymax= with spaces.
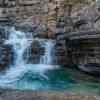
xmin=39 ymin=40 xmax=54 ymax=64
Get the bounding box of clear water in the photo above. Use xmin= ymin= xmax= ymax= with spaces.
xmin=0 ymin=27 xmax=100 ymax=94
xmin=0 ymin=65 xmax=100 ymax=94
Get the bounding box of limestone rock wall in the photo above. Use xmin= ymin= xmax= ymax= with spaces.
xmin=0 ymin=0 xmax=66 ymax=36
xmin=0 ymin=0 xmax=99 ymax=65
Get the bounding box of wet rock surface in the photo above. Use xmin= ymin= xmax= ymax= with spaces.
xmin=54 ymin=40 xmax=68 ymax=65
xmin=0 ymin=27 xmax=14 ymax=70
xmin=0 ymin=44 xmax=14 ymax=70
xmin=24 ymin=40 xmax=45 ymax=64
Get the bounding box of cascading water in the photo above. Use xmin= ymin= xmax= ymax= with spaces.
xmin=0 ymin=27 xmax=59 ymax=89
xmin=5 ymin=27 xmax=33 ymax=65
xmin=40 ymin=40 xmax=55 ymax=64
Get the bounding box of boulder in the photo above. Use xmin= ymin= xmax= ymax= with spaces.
xmin=78 ymin=63 xmax=100 ymax=76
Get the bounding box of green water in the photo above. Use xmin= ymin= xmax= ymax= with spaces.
xmin=14 ymin=66 xmax=100 ymax=94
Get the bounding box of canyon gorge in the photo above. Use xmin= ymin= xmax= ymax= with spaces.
xmin=0 ymin=0 xmax=99 ymax=96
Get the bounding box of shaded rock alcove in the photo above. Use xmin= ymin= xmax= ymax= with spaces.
xmin=24 ymin=40 xmax=45 ymax=64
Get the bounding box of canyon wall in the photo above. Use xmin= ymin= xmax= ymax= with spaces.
xmin=0 ymin=0 xmax=100 ymax=66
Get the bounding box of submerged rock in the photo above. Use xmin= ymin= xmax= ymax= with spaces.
xmin=78 ymin=63 xmax=100 ymax=76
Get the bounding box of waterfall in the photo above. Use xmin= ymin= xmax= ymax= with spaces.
xmin=0 ymin=27 xmax=59 ymax=88
xmin=5 ymin=27 xmax=33 ymax=65
xmin=5 ymin=27 xmax=55 ymax=65
xmin=39 ymin=40 xmax=55 ymax=64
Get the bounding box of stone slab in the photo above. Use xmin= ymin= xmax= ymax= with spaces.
xmin=0 ymin=90 xmax=100 ymax=100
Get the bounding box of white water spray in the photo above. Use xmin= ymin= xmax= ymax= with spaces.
xmin=5 ymin=27 xmax=33 ymax=65
xmin=0 ymin=27 xmax=58 ymax=88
